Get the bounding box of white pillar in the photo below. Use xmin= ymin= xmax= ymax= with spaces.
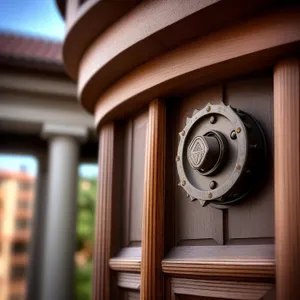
xmin=40 ymin=124 xmax=87 ymax=300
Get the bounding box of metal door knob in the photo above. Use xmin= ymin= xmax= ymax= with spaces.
xmin=187 ymin=131 xmax=227 ymax=175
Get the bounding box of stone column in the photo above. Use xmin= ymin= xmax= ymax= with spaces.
xmin=40 ymin=124 xmax=87 ymax=300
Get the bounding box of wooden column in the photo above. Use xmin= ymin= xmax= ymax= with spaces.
xmin=92 ymin=123 xmax=114 ymax=300
xmin=141 ymin=99 xmax=166 ymax=299
xmin=274 ymin=58 xmax=300 ymax=300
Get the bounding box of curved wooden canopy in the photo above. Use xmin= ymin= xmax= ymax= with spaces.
xmin=61 ymin=0 xmax=300 ymax=127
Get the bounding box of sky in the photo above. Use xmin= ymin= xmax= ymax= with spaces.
xmin=0 ymin=154 xmax=98 ymax=178
xmin=0 ymin=0 xmax=65 ymax=41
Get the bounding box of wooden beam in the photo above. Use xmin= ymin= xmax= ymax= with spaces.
xmin=141 ymin=99 xmax=166 ymax=299
xmin=92 ymin=123 xmax=114 ymax=300
xmin=274 ymin=58 xmax=300 ymax=300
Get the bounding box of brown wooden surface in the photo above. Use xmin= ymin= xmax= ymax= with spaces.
xmin=162 ymin=245 xmax=275 ymax=279
xmin=109 ymin=246 xmax=141 ymax=273
xmin=274 ymin=58 xmax=300 ymax=300
xmin=171 ymin=77 xmax=274 ymax=248
xmin=92 ymin=123 xmax=114 ymax=300
xmin=78 ymin=0 xmax=275 ymax=112
xmin=122 ymin=111 xmax=148 ymax=246
xmin=170 ymin=277 xmax=274 ymax=300
xmin=117 ymin=272 xmax=141 ymax=290
xmin=90 ymin=6 xmax=300 ymax=125
xmin=63 ymin=0 xmax=138 ymax=78
xmin=141 ymin=99 xmax=166 ymax=299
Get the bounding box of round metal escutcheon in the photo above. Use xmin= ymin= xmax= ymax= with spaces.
xmin=176 ymin=102 xmax=266 ymax=209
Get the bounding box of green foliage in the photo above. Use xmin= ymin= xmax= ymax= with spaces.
xmin=75 ymin=262 xmax=93 ymax=300
xmin=75 ymin=177 xmax=97 ymax=300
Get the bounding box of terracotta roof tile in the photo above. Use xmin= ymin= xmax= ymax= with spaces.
xmin=0 ymin=32 xmax=64 ymax=70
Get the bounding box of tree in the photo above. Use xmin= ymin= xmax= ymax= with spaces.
xmin=75 ymin=177 xmax=97 ymax=300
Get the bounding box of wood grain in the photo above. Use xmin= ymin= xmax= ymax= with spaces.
xmin=170 ymin=277 xmax=274 ymax=300
xmin=90 ymin=6 xmax=300 ymax=125
xmin=140 ymin=99 xmax=166 ymax=299
xmin=78 ymin=0 xmax=281 ymax=114
xmin=92 ymin=123 xmax=114 ymax=300
xmin=274 ymin=58 xmax=300 ymax=300
xmin=162 ymin=245 xmax=275 ymax=279
xmin=109 ymin=258 xmax=141 ymax=273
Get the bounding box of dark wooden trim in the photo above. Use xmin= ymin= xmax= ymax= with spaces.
xmin=162 ymin=245 xmax=275 ymax=279
xmin=140 ymin=99 xmax=166 ymax=299
xmin=92 ymin=123 xmax=114 ymax=300
xmin=109 ymin=247 xmax=141 ymax=273
xmin=274 ymin=58 xmax=300 ymax=299
xmin=170 ymin=277 xmax=274 ymax=300
xmin=109 ymin=258 xmax=141 ymax=273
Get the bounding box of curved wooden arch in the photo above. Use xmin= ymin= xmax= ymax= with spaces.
xmin=76 ymin=0 xmax=276 ymax=114
xmin=87 ymin=6 xmax=300 ymax=126
xmin=62 ymin=0 xmax=138 ymax=79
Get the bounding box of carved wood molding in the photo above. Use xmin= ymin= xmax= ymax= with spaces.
xmin=274 ymin=58 xmax=300 ymax=299
xmin=109 ymin=258 xmax=141 ymax=273
xmin=169 ymin=277 xmax=274 ymax=300
xmin=140 ymin=99 xmax=166 ymax=299
xmin=162 ymin=245 xmax=275 ymax=279
xmin=92 ymin=123 xmax=114 ymax=300
xmin=92 ymin=6 xmax=300 ymax=125
xmin=162 ymin=259 xmax=275 ymax=279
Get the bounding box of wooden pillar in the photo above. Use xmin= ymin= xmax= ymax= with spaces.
xmin=141 ymin=99 xmax=166 ymax=299
xmin=274 ymin=58 xmax=300 ymax=300
xmin=92 ymin=123 xmax=114 ymax=300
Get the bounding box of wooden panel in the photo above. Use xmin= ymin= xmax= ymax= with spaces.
xmin=124 ymin=291 xmax=140 ymax=300
xmin=123 ymin=110 xmax=148 ymax=246
xmin=226 ymin=76 xmax=274 ymax=241
xmin=175 ymin=86 xmax=224 ymax=245
xmin=92 ymin=123 xmax=114 ymax=300
xmin=117 ymin=272 xmax=141 ymax=290
xmin=130 ymin=111 xmax=148 ymax=243
xmin=162 ymin=245 xmax=275 ymax=279
xmin=171 ymin=76 xmax=274 ymax=248
xmin=274 ymin=58 xmax=300 ymax=300
xmin=170 ymin=277 xmax=274 ymax=300
xmin=109 ymin=247 xmax=141 ymax=273
xmin=141 ymin=99 xmax=166 ymax=299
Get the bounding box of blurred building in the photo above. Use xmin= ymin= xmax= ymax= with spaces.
xmin=0 ymin=30 xmax=98 ymax=300
xmin=0 ymin=170 xmax=35 ymax=300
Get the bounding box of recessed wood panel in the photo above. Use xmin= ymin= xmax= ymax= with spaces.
xmin=170 ymin=277 xmax=274 ymax=300
xmin=170 ymin=75 xmax=274 ymax=247
xmin=225 ymin=77 xmax=274 ymax=241
xmin=174 ymin=86 xmax=224 ymax=245
xmin=123 ymin=110 xmax=148 ymax=246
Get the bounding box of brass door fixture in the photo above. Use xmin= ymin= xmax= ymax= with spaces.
xmin=176 ymin=102 xmax=266 ymax=208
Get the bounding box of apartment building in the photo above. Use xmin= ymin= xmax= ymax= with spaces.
xmin=0 ymin=171 xmax=35 ymax=300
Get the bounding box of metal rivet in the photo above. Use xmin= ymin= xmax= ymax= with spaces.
xmin=181 ymin=130 xmax=185 ymax=136
xmin=209 ymin=181 xmax=217 ymax=189
xmin=206 ymin=106 xmax=211 ymax=112
xmin=210 ymin=115 xmax=216 ymax=124
xmin=176 ymin=156 xmax=180 ymax=161
xmin=182 ymin=180 xmax=186 ymax=186
xmin=236 ymin=164 xmax=241 ymax=170
xmin=236 ymin=127 xmax=241 ymax=133
xmin=208 ymin=192 xmax=213 ymax=199
xmin=230 ymin=130 xmax=237 ymax=140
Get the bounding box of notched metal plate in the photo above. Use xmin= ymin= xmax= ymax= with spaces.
xmin=176 ymin=102 xmax=266 ymax=209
